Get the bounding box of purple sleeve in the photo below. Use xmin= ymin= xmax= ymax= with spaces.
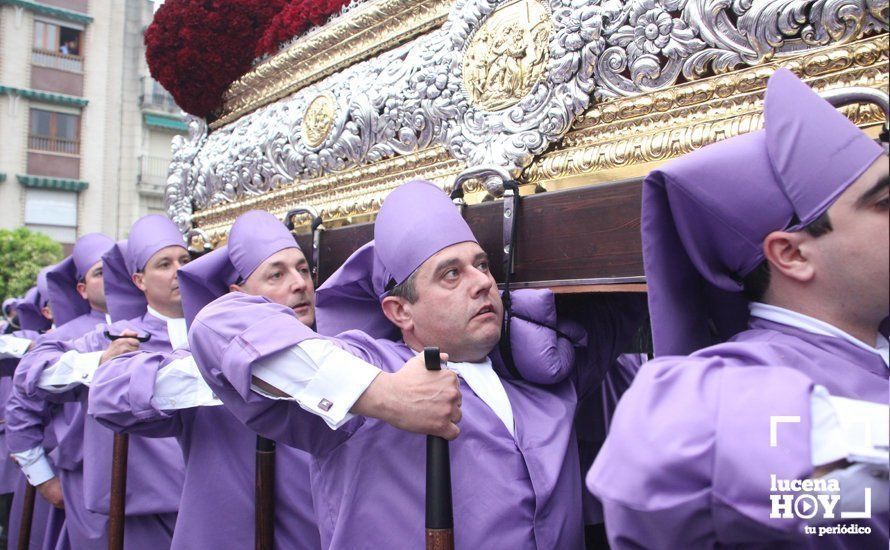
xmin=586 ymin=355 xmax=815 ymax=547
xmin=189 ymin=292 xmax=368 ymax=455
xmin=504 ymin=289 xmax=578 ymax=385
xmin=19 ymin=325 xmax=109 ymax=403
xmin=88 ymin=348 xmax=189 ymax=438
xmin=4 ymin=364 xmax=52 ymax=453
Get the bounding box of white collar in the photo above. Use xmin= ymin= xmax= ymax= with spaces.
xmin=749 ymin=302 xmax=889 ymax=368
xmin=146 ymin=305 xmax=188 ymax=349
xmin=447 ymin=358 xmax=515 ymax=437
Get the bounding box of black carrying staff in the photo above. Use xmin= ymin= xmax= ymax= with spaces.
xmin=424 ymin=347 xmax=454 ymax=550
xmin=104 ymin=329 xmax=143 ymax=550
xmin=108 ymin=431 xmax=128 ymax=550
xmin=16 ymin=481 xmax=36 ymax=550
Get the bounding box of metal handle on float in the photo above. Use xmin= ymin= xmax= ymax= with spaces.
xmin=820 ymin=86 xmax=890 ymax=145
xmin=284 ymin=206 xmax=324 ymax=286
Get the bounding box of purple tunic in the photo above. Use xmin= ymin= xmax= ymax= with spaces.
xmin=89 ymin=347 xmax=321 ymax=549
xmin=189 ymin=291 xmax=640 ymax=550
xmin=587 ymin=318 xmax=889 ymax=548
xmin=3 ymin=329 xmax=63 ymax=550
xmin=18 ymin=312 xmax=186 ymax=549
xmin=6 ymin=310 xmax=110 ymax=550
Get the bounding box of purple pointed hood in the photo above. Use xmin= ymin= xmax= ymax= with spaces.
xmin=103 ymin=214 xmax=187 ymax=322
xmin=16 ymin=278 xmax=52 ymax=332
xmin=178 ymin=210 xmax=300 ymax=326
xmin=2 ymin=297 xmax=18 ymax=318
xmin=46 ymin=233 xmax=114 ymax=326
xmin=316 ymin=180 xmax=477 ymax=339
xmin=643 ymin=68 xmax=885 ymax=356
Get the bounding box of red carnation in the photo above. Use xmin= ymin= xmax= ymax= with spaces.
xmin=145 ymin=0 xmax=288 ymax=119
xmin=254 ymin=0 xmax=351 ymax=58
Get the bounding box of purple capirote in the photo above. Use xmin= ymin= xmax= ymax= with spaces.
xmin=178 ymin=210 xmax=299 ymax=326
xmin=642 ymin=68 xmax=884 ymax=356
xmin=316 ymin=180 xmax=476 ymax=339
xmin=46 ymin=233 xmax=115 ymax=325
xmin=16 ymin=266 xmax=54 ymax=332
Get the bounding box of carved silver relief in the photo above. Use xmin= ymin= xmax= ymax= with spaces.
xmin=166 ymin=0 xmax=887 ymax=229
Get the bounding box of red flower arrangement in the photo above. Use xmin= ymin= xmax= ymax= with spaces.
xmin=255 ymin=0 xmax=352 ymax=58
xmin=145 ymin=0 xmax=288 ymax=119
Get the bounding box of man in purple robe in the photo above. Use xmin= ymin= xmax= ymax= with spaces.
xmin=88 ymin=210 xmax=322 ymax=549
xmin=588 ymin=69 xmax=889 ymax=548
xmin=89 ymin=209 xmax=490 ymax=549
xmin=17 ymin=215 xmax=190 ymax=549
xmin=3 ymin=279 xmax=64 ymax=550
xmin=187 ymin=180 xmax=642 ymax=549
xmin=6 ymin=233 xmax=115 ymax=549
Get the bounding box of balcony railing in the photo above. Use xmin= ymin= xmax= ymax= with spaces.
xmin=31 ymin=49 xmax=84 ymax=73
xmin=28 ymin=135 xmax=80 ymax=155
xmin=140 ymin=91 xmax=180 ymax=113
xmin=138 ymin=155 xmax=171 ymax=190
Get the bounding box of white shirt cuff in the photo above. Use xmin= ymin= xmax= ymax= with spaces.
xmin=0 ymin=335 xmax=32 ymax=359
xmin=251 ymin=339 xmax=381 ymax=430
xmin=811 ymin=385 xmax=890 ymax=467
xmin=10 ymin=446 xmax=55 ymax=486
xmin=37 ymin=350 xmax=104 ymax=392
xmin=150 ymin=355 xmax=223 ymax=410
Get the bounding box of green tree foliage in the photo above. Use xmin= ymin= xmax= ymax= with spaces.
xmin=0 ymin=228 xmax=64 ymax=301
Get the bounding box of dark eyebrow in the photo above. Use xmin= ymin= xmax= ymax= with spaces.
xmin=855 ymin=175 xmax=890 ymax=208
xmin=432 ymin=258 xmax=460 ymax=275
xmin=265 ymin=261 xmax=286 ymax=271
xmin=473 ymin=252 xmax=489 ymax=263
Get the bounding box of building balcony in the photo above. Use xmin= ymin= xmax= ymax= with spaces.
xmin=137 ymin=155 xmax=170 ymax=195
xmin=140 ymin=77 xmax=180 ymax=113
xmin=28 ymin=134 xmax=80 ymax=155
xmin=31 ymin=49 xmax=84 ymax=73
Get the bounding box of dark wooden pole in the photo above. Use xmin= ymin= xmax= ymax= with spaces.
xmin=255 ymin=435 xmax=275 ymax=550
xmin=16 ymin=482 xmax=36 ymax=550
xmin=424 ymin=347 xmax=454 ymax=550
xmin=108 ymin=432 xmax=129 ymax=550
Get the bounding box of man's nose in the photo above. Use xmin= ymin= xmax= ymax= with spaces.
xmin=289 ymin=271 xmax=309 ymax=292
xmin=468 ymin=267 xmax=493 ymax=296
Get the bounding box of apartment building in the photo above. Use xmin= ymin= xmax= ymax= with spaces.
xmin=0 ymin=0 xmax=185 ymax=247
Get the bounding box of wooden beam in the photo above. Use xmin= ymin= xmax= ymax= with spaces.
xmin=296 ymin=179 xmax=644 ymax=289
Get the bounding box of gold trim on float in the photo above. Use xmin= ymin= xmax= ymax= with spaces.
xmin=212 ymin=0 xmax=453 ymax=130
xmin=528 ymin=34 xmax=888 ymax=188
xmin=193 ymin=33 xmax=888 ymax=243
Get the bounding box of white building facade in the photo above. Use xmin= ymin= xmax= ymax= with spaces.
xmin=0 ymin=0 xmax=185 ymax=249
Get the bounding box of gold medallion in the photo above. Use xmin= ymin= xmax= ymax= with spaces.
xmin=462 ymin=0 xmax=552 ymax=112
xmin=302 ymin=94 xmax=337 ymax=148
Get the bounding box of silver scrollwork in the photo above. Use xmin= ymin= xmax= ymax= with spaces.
xmin=167 ymin=0 xmax=887 ymax=229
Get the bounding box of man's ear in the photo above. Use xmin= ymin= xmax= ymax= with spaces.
xmin=76 ymin=281 xmax=88 ymax=300
xmin=40 ymin=304 xmax=53 ymax=322
xmin=763 ymin=230 xmax=815 ymax=284
xmin=228 ymin=283 xmax=243 ymax=293
xmin=131 ymin=272 xmax=147 ymax=292
xmin=381 ymin=296 xmax=414 ymax=332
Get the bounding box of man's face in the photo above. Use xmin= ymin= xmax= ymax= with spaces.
xmin=234 ymin=247 xmax=315 ymax=327
xmin=401 ymin=241 xmax=503 ymax=362
xmin=809 ymin=156 xmax=889 ymax=327
xmin=132 ymin=246 xmax=191 ymax=317
xmin=76 ymin=260 xmax=106 ymax=312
